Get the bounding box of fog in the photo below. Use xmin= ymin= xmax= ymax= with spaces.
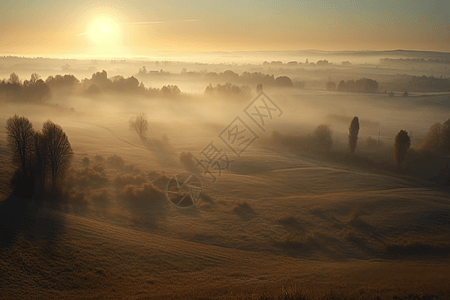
xmin=1 ymin=50 xmax=450 ymax=299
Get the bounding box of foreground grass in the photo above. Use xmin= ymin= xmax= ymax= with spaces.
xmin=1 ymin=208 xmax=449 ymax=300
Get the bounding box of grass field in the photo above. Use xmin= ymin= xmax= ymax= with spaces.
xmin=1 ymin=90 xmax=450 ymax=299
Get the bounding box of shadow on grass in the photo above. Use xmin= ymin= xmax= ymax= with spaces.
xmin=0 ymin=172 xmax=66 ymax=248
xmin=0 ymin=193 xmax=65 ymax=249
xmin=140 ymin=135 xmax=179 ymax=167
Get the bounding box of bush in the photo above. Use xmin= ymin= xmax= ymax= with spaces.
xmin=313 ymin=124 xmax=333 ymax=152
xmin=394 ymin=130 xmax=410 ymax=168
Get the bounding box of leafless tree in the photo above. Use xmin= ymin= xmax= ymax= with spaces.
xmin=6 ymin=115 xmax=34 ymax=175
xmin=348 ymin=116 xmax=359 ymax=154
xmin=129 ymin=113 xmax=148 ymax=137
xmin=42 ymin=120 xmax=73 ymax=188
xmin=394 ymin=130 xmax=410 ymax=168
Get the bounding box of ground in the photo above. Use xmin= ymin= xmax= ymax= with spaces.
xmin=1 ymin=90 xmax=450 ymax=299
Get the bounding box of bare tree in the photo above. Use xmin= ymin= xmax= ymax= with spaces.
xmin=42 ymin=120 xmax=73 ymax=188
xmin=6 ymin=115 xmax=34 ymax=175
xmin=394 ymin=130 xmax=410 ymax=168
xmin=129 ymin=113 xmax=148 ymax=137
xmin=348 ymin=116 xmax=359 ymax=154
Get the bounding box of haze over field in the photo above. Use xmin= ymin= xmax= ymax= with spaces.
xmin=1 ymin=1 xmax=450 ymax=299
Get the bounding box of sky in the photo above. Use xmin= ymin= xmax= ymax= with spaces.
xmin=0 ymin=0 xmax=448 ymax=58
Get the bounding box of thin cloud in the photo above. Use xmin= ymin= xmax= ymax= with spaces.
xmin=130 ymin=19 xmax=199 ymax=25
xmin=76 ymin=31 xmax=91 ymax=37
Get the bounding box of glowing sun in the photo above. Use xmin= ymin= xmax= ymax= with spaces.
xmin=89 ymin=18 xmax=117 ymax=40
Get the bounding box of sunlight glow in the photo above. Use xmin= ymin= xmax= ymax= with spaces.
xmin=89 ymin=18 xmax=117 ymax=40
xmin=84 ymin=15 xmax=123 ymax=56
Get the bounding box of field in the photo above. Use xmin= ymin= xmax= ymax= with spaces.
xmin=1 ymin=88 xmax=450 ymax=299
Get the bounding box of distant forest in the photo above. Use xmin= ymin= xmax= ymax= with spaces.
xmin=138 ymin=67 xmax=304 ymax=88
xmin=326 ymin=75 xmax=450 ymax=93
xmin=382 ymin=75 xmax=450 ymax=93
xmin=0 ymin=69 xmax=302 ymax=104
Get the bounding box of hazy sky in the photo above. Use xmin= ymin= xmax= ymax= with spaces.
xmin=0 ymin=0 xmax=448 ymax=57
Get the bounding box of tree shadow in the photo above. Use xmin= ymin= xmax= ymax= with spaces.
xmin=0 ymin=171 xmax=66 ymax=248
xmin=0 ymin=192 xmax=65 ymax=249
xmin=231 ymin=200 xmax=257 ymax=221
xmin=140 ymin=135 xmax=179 ymax=167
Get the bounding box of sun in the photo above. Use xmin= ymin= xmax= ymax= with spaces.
xmin=89 ymin=18 xmax=116 ymax=40
xmin=85 ymin=15 xmax=123 ymax=55
xmin=97 ymin=22 xmax=111 ymax=35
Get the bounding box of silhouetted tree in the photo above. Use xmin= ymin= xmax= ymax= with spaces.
xmin=394 ymin=130 xmax=410 ymax=168
xmin=337 ymin=78 xmax=378 ymax=93
xmin=275 ymin=76 xmax=293 ymax=87
xmin=129 ymin=113 xmax=148 ymax=138
xmin=204 ymin=82 xmax=251 ymax=100
xmin=161 ymin=85 xmax=181 ymax=96
xmin=348 ymin=117 xmax=359 ymax=154
xmin=419 ymin=122 xmax=442 ymax=153
xmin=6 ymin=115 xmax=34 ymax=175
xmin=42 ymin=120 xmax=74 ymax=188
xmin=8 ymin=72 xmax=20 ymax=85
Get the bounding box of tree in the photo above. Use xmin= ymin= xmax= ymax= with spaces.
xmin=42 ymin=120 xmax=74 ymax=188
xmin=418 ymin=118 xmax=450 ymax=154
xmin=419 ymin=122 xmax=442 ymax=153
xmin=275 ymin=76 xmax=293 ymax=87
xmin=129 ymin=113 xmax=148 ymax=138
xmin=6 ymin=115 xmax=34 ymax=175
xmin=8 ymin=72 xmax=20 ymax=85
xmin=348 ymin=116 xmax=360 ymax=154
xmin=394 ymin=130 xmax=410 ymax=168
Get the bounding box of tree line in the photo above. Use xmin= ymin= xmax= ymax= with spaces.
xmin=0 ymin=71 xmax=184 ymax=103
xmin=139 ymin=68 xmax=304 ymax=89
xmin=325 ymin=78 xmax=379 ymax=93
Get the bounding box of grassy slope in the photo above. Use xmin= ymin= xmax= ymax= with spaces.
xmin=1 ymin=100 xmax=450 ymax=299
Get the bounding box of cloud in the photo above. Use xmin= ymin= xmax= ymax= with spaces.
xmin=130 ymin=19 xmax=199 ymax=25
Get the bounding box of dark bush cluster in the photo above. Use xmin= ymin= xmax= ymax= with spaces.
xmin=418 ymin=118 xmax=450 ymax=155
xmin=0 ymin=73 xmax=51 ymax=103
xmin=204 ymin=82 xmax=252 ymax=101
xmin=337 ymin=78 xmax=378 ymax=93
